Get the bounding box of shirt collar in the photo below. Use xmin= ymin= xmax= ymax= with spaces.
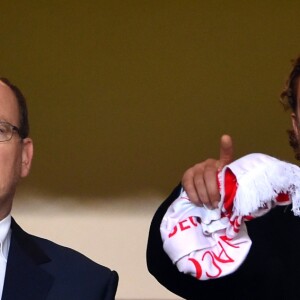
xmin=0 ymin=215 xmax=11 ymax=261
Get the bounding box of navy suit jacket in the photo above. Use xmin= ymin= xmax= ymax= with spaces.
xmin=147 ymin=185 xmax=300 ymax=300
xmin=2 ymin=218 xmax=118 ymax=300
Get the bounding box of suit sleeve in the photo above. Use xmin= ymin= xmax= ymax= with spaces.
xmin=102 ymin=270 xmax=119 ymax=300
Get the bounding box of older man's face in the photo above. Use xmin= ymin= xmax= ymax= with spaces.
xmin=0 ymin=82 xmax=33 ymax=220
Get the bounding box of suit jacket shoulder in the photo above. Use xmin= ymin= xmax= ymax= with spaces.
xmin=2 ymin=218 xmax=118 ymax=300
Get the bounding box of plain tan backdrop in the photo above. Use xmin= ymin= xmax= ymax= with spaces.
xmin=1 ymin=1 xmax=300 ymax=299
xmin=1 ymin=1 xmax=299 ymax=198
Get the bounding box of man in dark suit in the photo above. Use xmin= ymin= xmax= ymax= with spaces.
xmin=0 ymin=78 xmax=118 ymax=299
xmin=147 ymin=56 xmax=300 ymax=299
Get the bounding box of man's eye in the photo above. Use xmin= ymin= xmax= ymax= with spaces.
xmin=0 ymin=126 xmax=7 ymax=134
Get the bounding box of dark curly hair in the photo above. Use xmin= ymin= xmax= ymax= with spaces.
xmin=0 ymin=77 xmax=29 ymax=139
xmin=280 ymin=56 xmax=300 ymax=160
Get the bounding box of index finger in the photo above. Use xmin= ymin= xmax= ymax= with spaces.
xmin=217 ymin=134 xmax=234 ymax=170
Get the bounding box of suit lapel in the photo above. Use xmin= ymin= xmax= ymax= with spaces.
xmin=2 ymin=219 xmax=54 ymax=300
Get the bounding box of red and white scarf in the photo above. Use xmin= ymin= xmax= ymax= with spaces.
xmin=160 ymin=153 xmax=300 ymax=280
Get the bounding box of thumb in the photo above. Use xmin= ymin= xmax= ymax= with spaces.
xmin=217 ymin=134 xmax=234 ymax=170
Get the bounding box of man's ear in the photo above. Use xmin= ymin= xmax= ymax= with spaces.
xmin=21 ymin=138 xmax=33 ymax=178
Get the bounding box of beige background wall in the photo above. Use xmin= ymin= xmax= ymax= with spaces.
xmin=2 ymin=1 xmax=300 ymax=299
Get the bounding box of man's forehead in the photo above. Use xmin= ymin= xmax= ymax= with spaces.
xmin=0 ymin=81 xmax=16 ymax=98
xmin=0 ymin=82 xmax=19 ymax=117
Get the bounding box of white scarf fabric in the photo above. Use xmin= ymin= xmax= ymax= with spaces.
xmin=160 ymin=153 xmax=300 ymax=280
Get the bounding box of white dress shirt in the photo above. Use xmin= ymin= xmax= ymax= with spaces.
xmin=0 ymin=215 xmax=11 ymax=299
